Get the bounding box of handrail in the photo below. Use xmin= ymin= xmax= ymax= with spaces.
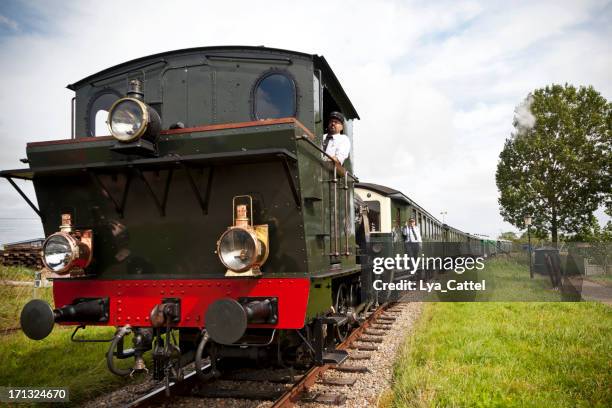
xmin=294 ymin=135 xmax=359 ymax=182
xmin=295 ymin=135 xmax=357 ymax=258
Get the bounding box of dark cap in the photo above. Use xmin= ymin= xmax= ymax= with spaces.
xmin=328 ymin=111 xmax=345 ymax=124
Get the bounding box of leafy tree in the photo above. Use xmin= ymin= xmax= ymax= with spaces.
xmin=570 ymin=215 xmax=609 ymax=242
xmin=498 ymin=231 xmax=518 ymax=241
xmin=496 ymin=84 xmax=611 ymax=245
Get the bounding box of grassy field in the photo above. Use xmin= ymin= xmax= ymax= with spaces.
xmin=0 ymin=327 xmax=141 ymax=405
xmin=0 ymin=266 xmax=145 ymax=405
xmin=388 ymin=258 xmax=612 ymax=408
xmin=432 ymin=257 xmax=571 ymax=302
xmin=0 ymin=264 xmax=38 ymax=281
xmin=0 ymin=266 xmax=52 ymax=331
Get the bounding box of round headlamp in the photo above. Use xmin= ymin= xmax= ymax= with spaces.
xmin=107 ymin=97 xmax=161 ymax=143
xmin=217 ymin=227 xmax=265 ymax=272
xmin=42 ymin=232 xmax=79 ymax=274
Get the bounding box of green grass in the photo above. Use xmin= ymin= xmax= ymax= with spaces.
xmin=0 ymin=266 xmax=52 ymax=331
xmin=429 ymin=257 xmax=579 ymax=302
xmin=0 ymin=264 xmax=37 ymax=281
xmin=0 ymin=265 xmax=145 ymax=406
xmin=0 ymin=327 xmax=141 ymax=406
xmin=0 ymin=285 xmax=53 ymax=331
xmin=389 ymin=258 xmax=612 ymax=408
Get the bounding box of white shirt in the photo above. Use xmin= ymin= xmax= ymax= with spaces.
xmin=402 ymin=225 xmax=422 ymax=243
xmin=323 ymin=133 xmax=351 ymax=165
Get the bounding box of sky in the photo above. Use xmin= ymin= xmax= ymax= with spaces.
xmin=0 ymin=0 xmax=611 ymax=244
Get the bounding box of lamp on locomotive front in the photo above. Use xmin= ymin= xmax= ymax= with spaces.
xmin=216 ymin=196 xmax=269 ymax=277
xmin=107 ymin=79 xmax=161 ymax=144
xmin=41 ymin=213 xmax=93 ymax=275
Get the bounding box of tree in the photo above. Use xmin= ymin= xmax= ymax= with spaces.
xmin=496 ymin=84 xmax=611 ymax=245
xmin=498 ymin=231 xmax=518 ymax=241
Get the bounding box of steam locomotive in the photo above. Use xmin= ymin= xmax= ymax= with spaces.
xmin=2 ymin=46 xmax=509 ymax=383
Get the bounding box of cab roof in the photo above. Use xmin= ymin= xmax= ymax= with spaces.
xmin=67 ymin=45 xmax=359 ymax=120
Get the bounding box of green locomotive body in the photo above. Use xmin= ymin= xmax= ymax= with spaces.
xmin=5 ymin=47 xmax=366 ymax=378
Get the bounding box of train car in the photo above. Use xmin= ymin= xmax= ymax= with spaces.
xmin=497 ymin=239 xmax=514 ymax=254
xmin=355 ymin=182 xmax=512 ymax=275
xmin=355 ymin=182 xmax=447 ymax=278
xmin=2 ymin=46 xmax=374 ymax=381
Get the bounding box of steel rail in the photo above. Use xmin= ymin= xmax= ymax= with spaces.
xmin=123 ymin=363 xmax=211 ymax=408
xmin=270 ymin=302 xmax=392 ymax=408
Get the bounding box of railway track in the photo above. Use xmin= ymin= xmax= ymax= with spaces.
xmin=120 ymin=301 xmax=409 ymax=407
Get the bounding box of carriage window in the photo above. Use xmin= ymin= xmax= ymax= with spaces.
xmin=253 ymin=73 xmax=296 ymax=119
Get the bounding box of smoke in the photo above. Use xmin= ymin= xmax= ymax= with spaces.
xmin=513 ymin=95 xmax=536 ymax=134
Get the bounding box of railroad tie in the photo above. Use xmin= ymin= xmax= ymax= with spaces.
xmin=364 ymin=329 xmax=386 ymax=336
xmin=331 ymin=364 xmax=370 ymax=373
xmin=348 ymin=353 xmax=371 ymax=360
xmin=300 ymin=391 xmax=347 ymax=405
xmin=348 ymin=344 xmax=378 ymax=351
xmin=319 ymin=377 xmax=356 ymax=386
xmin=370 ymin=324 xmax=393 ymax=329
xmin=221 ymin=371 xmax=303 ymax=384
xmin=356 ymin=336 xmax=384 ymax=343
xmin=194 ymin=387 xmax=285 ymax=400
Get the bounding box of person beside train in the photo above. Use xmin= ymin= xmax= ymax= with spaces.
xmin=322 ymin=111 xmax=350 ymax=175
xmin=402 ymin=218 xmax=422 ymax=270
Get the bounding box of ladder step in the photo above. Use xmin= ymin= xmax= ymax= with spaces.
xmin=322 ymin=350 xmax=349 ymax=365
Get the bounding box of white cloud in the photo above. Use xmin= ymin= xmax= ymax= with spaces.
xmin=0 ymin=0 xmax=610 ymax=243
xmin=0 ymin=15 xmax=19 ymax=31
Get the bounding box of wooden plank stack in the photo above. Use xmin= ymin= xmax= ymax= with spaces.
xmin=1 ymin=239 xmax=44 ymax=269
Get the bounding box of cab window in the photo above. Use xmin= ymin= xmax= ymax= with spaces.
xmin=253 ymin=72 xmax=296 ymax=119
xmin=87 ymin=91 xmax=120 ymax=137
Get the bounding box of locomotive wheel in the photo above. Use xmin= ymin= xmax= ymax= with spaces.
xmin=334 ymin=283 xmax=351 ymax=342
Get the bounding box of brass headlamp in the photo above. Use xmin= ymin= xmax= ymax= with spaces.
xmin=216 ymin=196 xmax=269 ymax=276
xmin=107 ymin=79 xmax=161 ymax=143
xmin=41 ymin=214 xmax=93 ymax=275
